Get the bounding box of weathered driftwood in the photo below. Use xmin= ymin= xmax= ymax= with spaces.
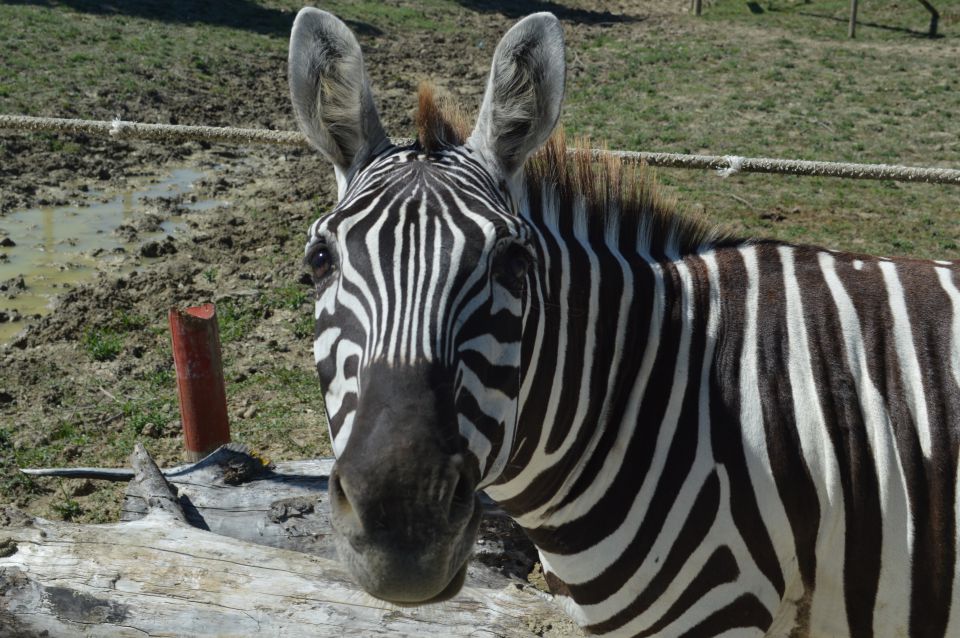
xmin=2 ymin=444 xmax=581 ymax=637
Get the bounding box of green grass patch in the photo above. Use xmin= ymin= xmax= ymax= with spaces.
xmin=705 ymin=0 xmax=958 ymax=42
xmin=52 ymin=483 xmax=82 ymax=521
xmin=145 ymin=367 xmax=175 ymax=391
xmin=217 ymin=299 xmax=258 ymax=343
xmin=266 ymin=283 xmax=310 ymax=311
xmin=82 ymin=327 xmax=123 ymax=361
xmin=562 ymin=0 xmax=959 ymax=258
xmin=121 ymin=396 xmax=176 ymax=437
xmin=292 ymin=314 xmax=314 ymax=340
xmin=113 ymin=309 xmax=149 ymax=331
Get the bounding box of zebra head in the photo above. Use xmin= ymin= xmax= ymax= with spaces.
xmin=288 ymin=8 xmax=564 ymax=604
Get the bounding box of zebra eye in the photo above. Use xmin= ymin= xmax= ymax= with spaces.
xmin=308 ymin=246 xmax=333 ymax=281
xmin=508 ymin=253 xmax=528 ymax=281
xmin=495 ymin=244 xmax=531 ymax=291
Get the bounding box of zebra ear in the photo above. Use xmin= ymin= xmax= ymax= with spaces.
xmin=288 ymin=8 xmax=389 ymax=197
xmin=468 ymin=12 xmax=565 ymax=181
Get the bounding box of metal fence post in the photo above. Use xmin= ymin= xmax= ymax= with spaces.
xmin=169 ymin=303 xmax=231 ymax=462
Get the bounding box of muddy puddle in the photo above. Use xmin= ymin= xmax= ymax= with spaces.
xmin=0 ymin=168 xmax=225 ymax=343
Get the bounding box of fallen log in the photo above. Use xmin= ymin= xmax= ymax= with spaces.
xmin=2 ymin=444 xmax=581 ymax=637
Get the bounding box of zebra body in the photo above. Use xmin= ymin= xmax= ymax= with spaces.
xmin=288 ymin=7 xmax=960 ymax=636
xmin=493 ymin=226 xmax=960 ymax=636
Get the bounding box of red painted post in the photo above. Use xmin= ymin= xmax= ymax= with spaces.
xmin=168 ymin=303 xmax=231 ymax=462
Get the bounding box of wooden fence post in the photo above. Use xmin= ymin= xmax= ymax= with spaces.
xmin=849 ymin=0 xmax=859 ymax=38
xmin=169 ymin=303 xmax=231 ymax=462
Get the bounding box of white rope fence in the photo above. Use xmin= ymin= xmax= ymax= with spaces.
xmin=3 ymin=113 xmax=960 ymax=186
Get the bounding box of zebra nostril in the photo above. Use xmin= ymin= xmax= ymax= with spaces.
xmin=448 ymin=467 xmax=474 ymax=520
xmin=330 ymin=468 xmax=357 ymax=524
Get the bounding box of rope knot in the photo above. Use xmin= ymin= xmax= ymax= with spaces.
xmin=109 ymin=116 xmax=132 ymax=137
xmin=717 ymin=155 xmax=745 ymax=178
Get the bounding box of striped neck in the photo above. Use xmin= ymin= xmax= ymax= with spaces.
xmin=483 ymin=155 xmax=738 ymax=510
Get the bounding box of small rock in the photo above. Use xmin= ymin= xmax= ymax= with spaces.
xmin=0 ymin=237 xmax=15 ymax=248
xmin=242 ymin=405 xmax=258 ymax=419
xmin=141 ymin=238 xmax=178 ymax=258
xmin=139 ymin=241 xmax=160 ymax=258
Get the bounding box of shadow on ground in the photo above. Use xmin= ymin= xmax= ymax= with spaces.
xmin=7 ymin=0 xmax=383 ymax=37
xmin=456 ymin=0 xmax=641 ymax=24
xmin=795 ymin=10 xmax=941 ymax=38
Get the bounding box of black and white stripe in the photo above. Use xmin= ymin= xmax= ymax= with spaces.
xmin=292 ymin=8 xmax=960 ymax=636
xmin=312 ymin=138 xmax=960 ymax=635
xmin=309 ymin=148 xmax=528 ymax=466
xmin=483 ymin=231 xmax=959 ymax=636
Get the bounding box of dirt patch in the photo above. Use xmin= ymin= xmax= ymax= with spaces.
xmin=0 ymin=0 xmax=653 ymax=523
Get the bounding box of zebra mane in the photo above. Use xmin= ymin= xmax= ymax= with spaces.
xmin=415 ymin=84 xmax=729 ymax=256
xmin=415 ymin=83 xmax=470 ymax=153
xmin=524 ymin=132 xmax=729 ymax=256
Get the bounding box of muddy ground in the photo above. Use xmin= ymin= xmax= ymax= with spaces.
xmin=0 ymin=0 xmax=669 ymax=522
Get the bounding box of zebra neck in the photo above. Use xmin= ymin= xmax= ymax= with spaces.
xmin=485 ymin=219 xmax=722 ymax=529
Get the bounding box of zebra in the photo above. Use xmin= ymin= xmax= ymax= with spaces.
xmin=288 ymin=7 xmax=960 ymax=637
